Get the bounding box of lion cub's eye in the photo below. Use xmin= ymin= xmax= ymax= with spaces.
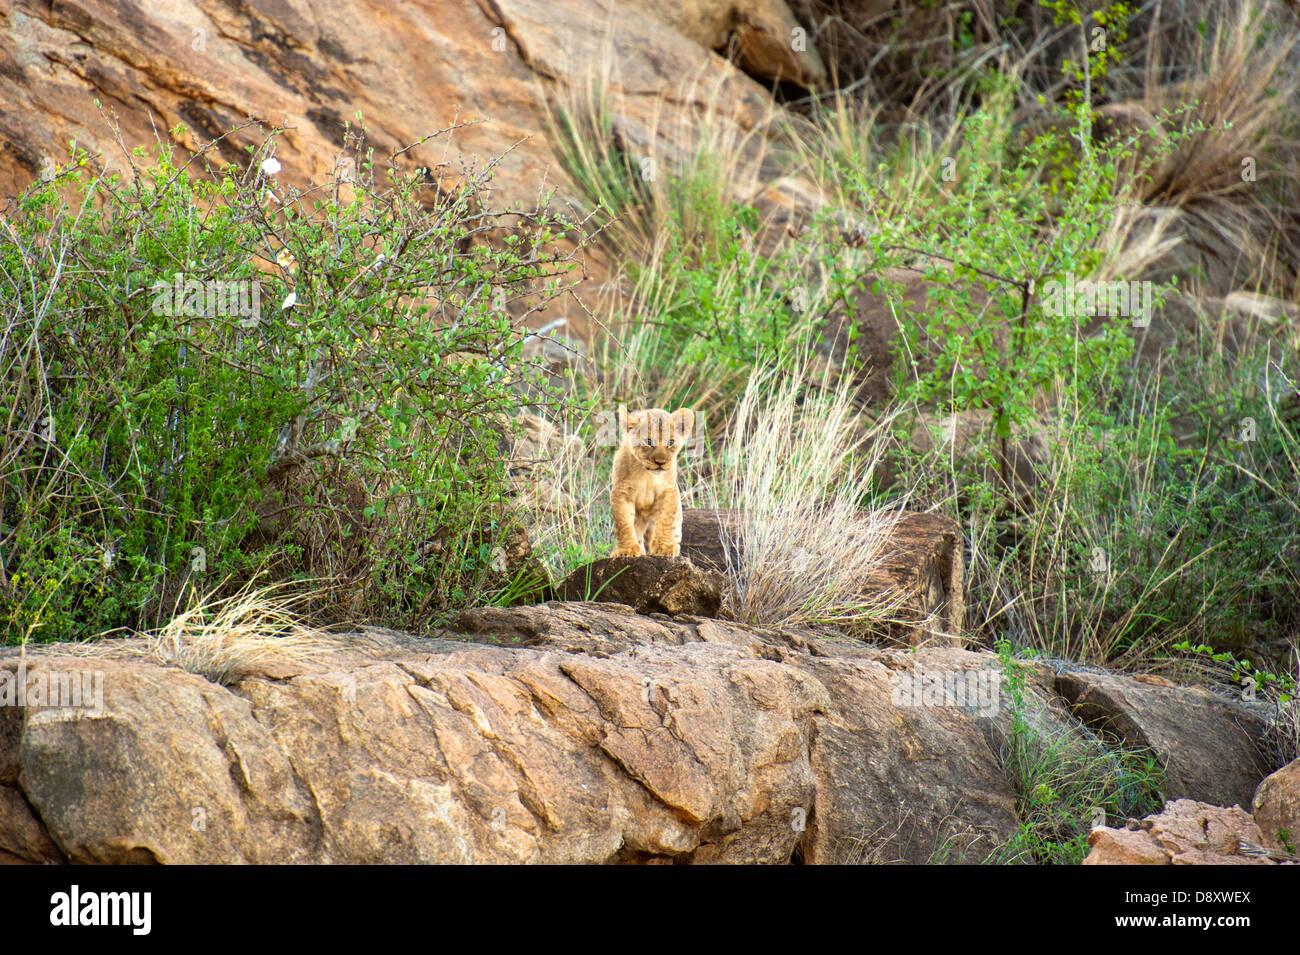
xmin=643 ymin=438 xmax=653 ymax=446
xmin=667 ymin=439 xmax=675 ymax=447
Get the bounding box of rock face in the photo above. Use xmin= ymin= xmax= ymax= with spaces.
xmin=797 ymin=651 xmax=1017 ymax=863
xmin=622 ymin=0 xmax=827 ymax=88
xmin=0 ymin=0 xmax=798 ymax=198
xmin=557 ymin=556 xmax=727 ymax=617
xmin=1084 ymin=799 xmax=1283 ymax=865
xmin=0 ymin=603 xmax=1025 ymax=864
xmin=0 ymin=602 xmax=1281 ymax=864
xmin=679 ymin=507 xmax=965 ymax=646
xmin=1252 ymin=757 xmax=1300 ymax=853
xmin=1054 ymin=669 xmax=1270 ymax=808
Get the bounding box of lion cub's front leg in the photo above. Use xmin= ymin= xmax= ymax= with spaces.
xmin=610 ymin=492 xmax=645 ymax=558
xmin=645 ymin=486 xmax=682 ymax=556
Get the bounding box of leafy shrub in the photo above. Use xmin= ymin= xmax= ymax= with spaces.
xmin=1 ymin=120 xmax=581 ymax=642
xmin=842 ymin=93 xmax=1172 ymax=453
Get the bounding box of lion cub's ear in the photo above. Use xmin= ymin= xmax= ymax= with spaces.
xmin=671 ymin=408 xmax=695 ymax=442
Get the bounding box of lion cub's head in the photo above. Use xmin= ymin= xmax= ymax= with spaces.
xmin=622 ymin=407 xmax=695 ymax=472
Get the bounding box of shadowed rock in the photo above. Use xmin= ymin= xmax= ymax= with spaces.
xmin=1055 ymin=669 xmax=1270 ymax=808
xmin=556 ymin=556 xmax=727 ymax=618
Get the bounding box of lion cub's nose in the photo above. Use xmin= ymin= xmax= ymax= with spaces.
xmin=651 ymin=449 xmax=669 ymax=466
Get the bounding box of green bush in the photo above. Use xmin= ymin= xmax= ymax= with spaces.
xmin=992 ymin=640 xmax=1165 ymax=864
xmin=842 ymin=95 xmax=1169 ymax=450
xmin=1 ymin=122 xmax=579 ymax=643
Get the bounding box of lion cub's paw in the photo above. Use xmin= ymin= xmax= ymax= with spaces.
xmin=611 ymin=544 xmax=645 ymax=558
xmin=647 ymin=542 xmax=680 ymax=557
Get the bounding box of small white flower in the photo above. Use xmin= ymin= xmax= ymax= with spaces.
xmin=260 ymin=156 xmax=282 ymax=176
xmin=281 ymin=290 xmax=297 ymax=310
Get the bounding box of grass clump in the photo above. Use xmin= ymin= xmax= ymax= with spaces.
xmin=989 ymin=640 xmax=1165 ymax=864
xmin=709 ymin=356 xmax=906 ymax=632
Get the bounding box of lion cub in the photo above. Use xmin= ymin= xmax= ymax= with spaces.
xmin=610 ymin=407 xmax=695 ymax=557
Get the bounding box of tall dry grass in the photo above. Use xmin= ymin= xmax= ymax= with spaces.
xmin=706 ymin=356 xmax=908 ymax=631
xmin=49 ymin=581 xmax=338 ymax=685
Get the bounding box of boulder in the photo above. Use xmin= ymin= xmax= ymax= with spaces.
xmin=1 ymin=605 xmax=1024 ymax=864
xmin=2 ymin=601 xmax=1280 ymax=865
xmin=622 ymin=0 xmax=828 ymax=88
xmin=1083 ymin=826 xmax=1172 ymax=865
xmin=1085 ymin=799 xmax=1280 ymax=865
xmin=679 ymin=507 xmax=964 ymax=646
xmin=1055 ymin=669 xmax=1270 ymax=808
xmin=796 ymin=652 xmax=1019 ymax=863
xmin=0 ymin=635 xmax=824 ymax=864
xmin=556 ymin=556 xmax=727 ymax=617
xmin=1252 ymin=757 xmax=1300 ymax=854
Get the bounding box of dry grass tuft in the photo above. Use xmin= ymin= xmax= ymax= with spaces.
xmin=1106 ymin=0 xmax=1300 ymax=295
xmin=1263 ymin=698 xmax=1300 ymax=770
xmin=53 ymin=582 xmax=340 ymax=685
xmin=709 ymin=355 xmax=907 ymax=631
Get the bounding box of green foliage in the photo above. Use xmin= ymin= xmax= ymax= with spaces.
xmin=2 ymin=123 xmax=579 ymax=642
xmin=1039 ymin=1 xmax=1134 ymax=105
xmin=992 ymin=640 xmax=1165 ymax=864
xmin=1173 ymin=640 xmax=1297 ymax=703
xmin=1277 ymin=828 xmax=1297 ymax=855
xmin=846 ymin=97 xmax=1163 ymax=448
xmin=631 ymin=202 xmax=793 ymax=386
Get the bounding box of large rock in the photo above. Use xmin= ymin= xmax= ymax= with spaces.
xmin=1252 ymin=757 xmax=1300 ymax=854
xmin=679 ymin=507 xmax=965 ymax=646
xmin=556 ymin=556 xmax=727 ymax=617
xmin=1084 ymin=799 xmax=1280 ymax=865
xmin=1055 ymin=669 xmax=1270 ymax=808
xmin=2 ymin=602 xmax=1278 ymax=864
xmin=1 ymin=632 xmax=825 ymax=864
xmin=0 ymin=604 xmax=1024 ymax=864
xmin=622 ymin=0 xmax=827 ymax=88
xmin=797 ymin=651 xmax=1018 ymax=863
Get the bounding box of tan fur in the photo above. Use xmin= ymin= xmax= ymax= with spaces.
xmin=610 ymin=407 xmax=695 ymax=557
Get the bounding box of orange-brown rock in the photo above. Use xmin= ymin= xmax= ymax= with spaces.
xmin=1252 ymin=757 xmax=1300 ymax=854
xmin=1085 ymin=799 xmax=1281 ymax=865
xmin=0 ymin=0 xmax=822 ymax=329
xmin=1 ymin=605 xmax=1020 ymax=864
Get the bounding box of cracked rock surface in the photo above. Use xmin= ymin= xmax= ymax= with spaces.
xmin=1 ymin=601 xmax=1278 ymax=864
